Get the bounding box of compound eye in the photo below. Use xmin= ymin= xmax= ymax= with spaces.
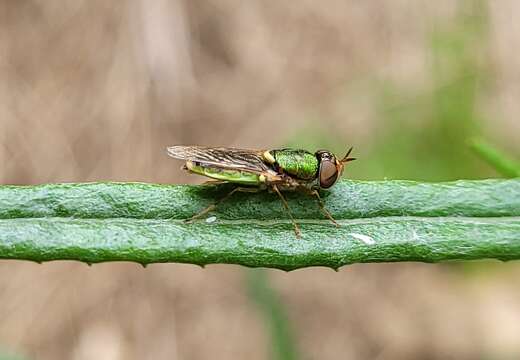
xmin=319 ymin=160 xmax=338 ymax=189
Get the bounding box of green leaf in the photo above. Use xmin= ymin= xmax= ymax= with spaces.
xmin=0 ymin=180 xmax=519 ymax=270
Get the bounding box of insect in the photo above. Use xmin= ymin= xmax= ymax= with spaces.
xmin=167 ymin=145 xmax=356 ymax=237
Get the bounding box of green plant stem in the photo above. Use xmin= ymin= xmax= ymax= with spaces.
xmin=469 ymin=138 xmax=520 ymax=178
xmin=247 ymin=270 xmax=298 ymax=360
xmin=0 ymin=180 xmax=519 ymax=270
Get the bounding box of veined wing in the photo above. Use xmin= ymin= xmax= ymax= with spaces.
xmin=167 ymin=145 xmax=270 ymax=173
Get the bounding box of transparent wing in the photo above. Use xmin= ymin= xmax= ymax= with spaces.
xmin=167 ymin=145 xmax=270 ymax=173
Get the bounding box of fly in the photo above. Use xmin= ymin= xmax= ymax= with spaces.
xmin=167 ymin=145 xmax=356 ymax=237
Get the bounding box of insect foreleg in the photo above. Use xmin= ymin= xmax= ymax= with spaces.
xmin=271 ymin=184 xmax=301 ymax=238
xmin=301 ymin=188 xmax=339 ymax=227
xmin=185 ymin=186 xmax=260 ymax=223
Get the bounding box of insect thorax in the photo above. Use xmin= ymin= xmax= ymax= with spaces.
xmin=270 ymin=149 xmax=318 ymax=180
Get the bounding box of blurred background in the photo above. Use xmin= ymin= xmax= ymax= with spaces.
xmin=1 ymin=0 xmax=520 ymax=359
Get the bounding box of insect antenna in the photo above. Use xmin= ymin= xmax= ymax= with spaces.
xmin=341 ymin=147 xmax=356 ymax=163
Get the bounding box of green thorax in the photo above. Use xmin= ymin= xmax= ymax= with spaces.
xmin=271 ymin=149 xmax=318 ymax=180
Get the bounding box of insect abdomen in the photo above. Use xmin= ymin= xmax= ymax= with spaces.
xmin=186 ymin=161 xmax=263 ymax=185
xmin=271 ymin=149 xmax=318 ymax=180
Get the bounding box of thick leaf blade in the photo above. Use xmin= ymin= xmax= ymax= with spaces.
xmin=0 ymin=179 xmax=519 ymax=270
xmin=1 ymin=216 xmax=519 ymax=271
xmin=1 ymin=179 xmax=519 ymax=220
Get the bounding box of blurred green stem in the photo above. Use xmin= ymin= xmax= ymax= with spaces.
xmin=247 ymin=270 xmax=298 ymax=360
xmin=469 ymin=138 xmax=520 ymax=178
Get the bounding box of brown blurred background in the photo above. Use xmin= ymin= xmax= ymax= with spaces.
xmin=1 ymin=1 xmax=520 ymax=359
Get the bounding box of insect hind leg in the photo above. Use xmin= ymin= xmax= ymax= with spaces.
xmin=185 ymin=186 xmax=260 ymax=223
xmin=202 ymin=180 xmax=227 ymax=185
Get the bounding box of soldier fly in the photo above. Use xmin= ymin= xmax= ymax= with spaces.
xmin=167 ymin=146 xmax=356 ymax=237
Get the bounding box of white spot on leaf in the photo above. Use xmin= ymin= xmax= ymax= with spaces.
xmin=349 ymin=233 xmax=375 ymax=245
xmin=205 ymin=216 xmax=217 ymax=223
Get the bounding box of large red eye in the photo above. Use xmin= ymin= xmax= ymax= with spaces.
xmin=319 ymin=160 xmax=338 ymax=189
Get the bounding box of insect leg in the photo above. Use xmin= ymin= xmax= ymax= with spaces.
xmin=185 ymin=186 xmax=260 ymax=223
xmin=303 ymin=188 xmax=339 ymax=227
xmin=202 ymin=180 xmax=227 ymax=185
xmin=271 ymin=184 xmax=301 ymax=238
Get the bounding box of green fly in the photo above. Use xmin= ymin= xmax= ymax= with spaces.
xmin=167 ymin=145 xmax=356 ymax=237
